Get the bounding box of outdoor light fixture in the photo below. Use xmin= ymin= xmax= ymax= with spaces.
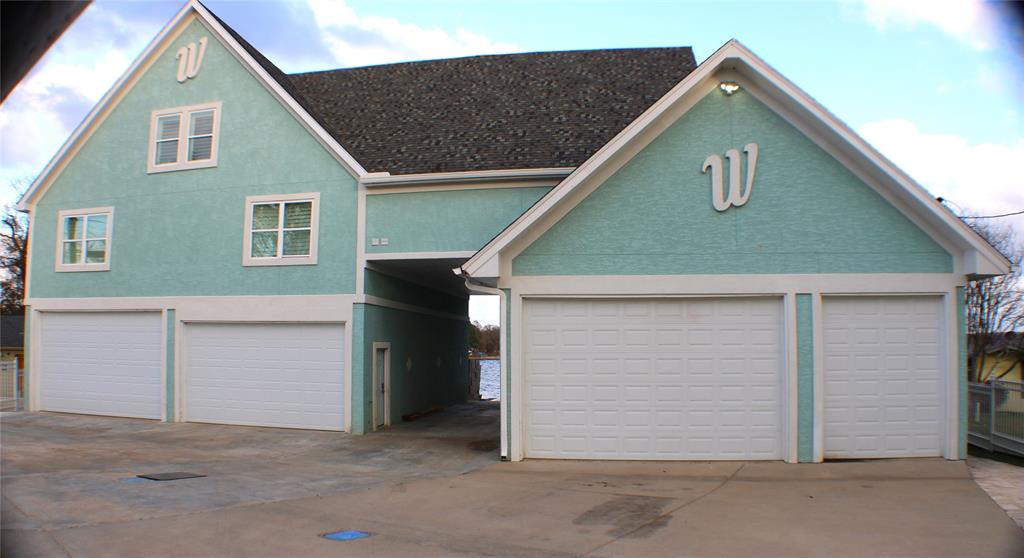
xmin=719 ymin=81 xmax=740 ymax=95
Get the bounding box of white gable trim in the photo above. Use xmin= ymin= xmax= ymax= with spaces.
xmin=459 ymin=40 xmax=1010 ymax=279
xmin=16 ymin=0 xmax=366 ymax=212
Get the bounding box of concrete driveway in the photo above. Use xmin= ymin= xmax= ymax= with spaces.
xmin=3 ymin=403 xmax=1023 ymax=558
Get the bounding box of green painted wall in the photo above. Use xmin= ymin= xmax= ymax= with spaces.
xmin=796 ymin=294 xmax=814 ymax=462
xmin=364 ymin=268 xmax=468 ymax=314
xmin=353 ymin=271 xmax=469 ymax=434
xmin=30 ymin=19 xmax=358 ymax=298
xmin=366 ymin=187 xmax=551 ymax=254
xmin=165 ymin=309 xmax=175 ymax=422
xmin=513 ymin=90 xmax=952 ymax=275
xmin=957 ymin=286 xmax=967 ymax=459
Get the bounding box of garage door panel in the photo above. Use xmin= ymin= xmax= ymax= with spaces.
xmin=823 ymin=295 xmax=944 ymax=458
xmin=40 ymin=312 xmax=163 ymax=419
xmin=525 ymin=298 xmax=783 ymax=460
xmin=185 ymin=323 xmax=344 ymax=430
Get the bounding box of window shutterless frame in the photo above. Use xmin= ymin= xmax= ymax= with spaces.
xmin=147 ymin=101 xmax=222 ymax=173
xmin=55 ymin=206 xmax=114 ymax=272
xmin=242 ymin=193 xmax=320 ymax=266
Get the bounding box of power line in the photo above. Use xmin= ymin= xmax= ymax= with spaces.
xmin=960 ymin=209 xmax=1024 ymax=219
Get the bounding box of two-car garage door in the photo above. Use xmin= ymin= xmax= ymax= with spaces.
xmin=38 ymin=313 xmax=345 ymax=430
xmin=523 ymin=295 xmax=946 ymax=461
xmin=524 ymin=298 xmax=784 ymax=460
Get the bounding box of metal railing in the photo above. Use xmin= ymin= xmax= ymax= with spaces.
xmin=0 ymin=360 xmax=20 ymax=412
xmin=968 ymin=379 xmax=1024 ymax=457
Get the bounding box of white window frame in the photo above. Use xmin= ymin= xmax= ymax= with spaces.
xmin=55 ymin=206 xmax=114 ymax=272
xmin=242 ymin=193 xmax=320 ymax=267
xmin=147 ymin=101 xmax=222 ymax=173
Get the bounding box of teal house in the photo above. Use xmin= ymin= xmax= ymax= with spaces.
xmin=18 ymin=1 xmax=1009 ymax=463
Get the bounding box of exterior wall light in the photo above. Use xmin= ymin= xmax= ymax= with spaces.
xmin=719 ymin=81 xmax=741 ymax=95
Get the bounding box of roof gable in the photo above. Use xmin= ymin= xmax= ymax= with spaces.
xmin=512 ymin=88 xmax=953 ymax=276
xmin=17 ymin=0 xmax=366 ymax=211
xmin=460 ymin=40 xmax=1011 ymax=279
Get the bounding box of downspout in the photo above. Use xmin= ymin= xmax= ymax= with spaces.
xmin=459 ymin=272 xmax=509 ymax=461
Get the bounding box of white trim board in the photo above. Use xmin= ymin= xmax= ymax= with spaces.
xmin=460 ymin=40 xmax=1010 ymax=279
xmin=361 ymin=167 xmax=573 ymax=187
xmin=365 ymin=251 xmax=477 ymax=261
xmin=16 ymin=0 xmax=367 ymax=212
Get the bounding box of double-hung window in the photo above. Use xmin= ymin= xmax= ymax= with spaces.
xmin=148 ymin=102 xmax=221 ymax=173
xmin=243 ymin=193 xmax=320 ymax=266
xmin=56 ymin=207 xmax=113 ymax=272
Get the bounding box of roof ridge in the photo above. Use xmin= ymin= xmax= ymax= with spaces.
xmin=287 ymin=46 xmax=696 ymax=77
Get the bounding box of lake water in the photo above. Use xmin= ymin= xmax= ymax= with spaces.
xmin=479 ymin=359 xmax=500 ymax=400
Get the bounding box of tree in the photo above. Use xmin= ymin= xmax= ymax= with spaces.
xmin=468 ymin=321 xmax=500 ymax=356
xmin=965 ymin=220 xmax=1024 ymax=382
xmin=1 ymin=200 xmax=29 ymax=314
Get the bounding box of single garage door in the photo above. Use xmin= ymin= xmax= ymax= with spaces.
xmin=184 ymin=323 xmax=345 ymax=430
xmin=39 ymin=312 xmax=163 ymax=419
xmin=823 ymin=296 xmax=944 ymax=458
xmin=524 ymin=298 xmax=784 ymax=460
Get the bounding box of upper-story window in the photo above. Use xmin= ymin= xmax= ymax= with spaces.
xmin=56 ymin=207 xmax=113 ymax=272
xmin=148 ymin=102 xmax=221 ymax=173
xmin=242 ymin=193 xmax=320 ymax=266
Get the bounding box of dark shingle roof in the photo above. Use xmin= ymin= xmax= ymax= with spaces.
xmin=287 ymin=49 xmax=697 ymax=174
xmin=208 ymin=6 xmax=696 ymax=175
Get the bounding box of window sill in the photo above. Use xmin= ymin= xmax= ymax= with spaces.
xmin=146 ymin=159 xmax=218 ymax=174
xmin=55 ymin=263 xmax=111 ymax=273
xmin=242 ymin=257 xmax=317 ymax=267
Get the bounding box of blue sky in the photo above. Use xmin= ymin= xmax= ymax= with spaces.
xmin=1 ymin=0 xmax=1021 ymax=323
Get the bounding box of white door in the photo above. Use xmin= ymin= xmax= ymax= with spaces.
xmin=524 ymin=298 xmax=784 ymax=460
xmin=823 ymin=296 xmax=944 ymax=458
xmin=39 ymin=312 xmax=163 ymax=419
xmin=184 ymin=323 xmax=345 ymax=430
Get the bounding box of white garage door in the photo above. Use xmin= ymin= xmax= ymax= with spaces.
xmin=823 ymin=296 xmax=944 ymax=458
xmin=40 ymin=312 xmax=163 ymax=419
xmin=184 ymin=323 xmax=345 ymax=430
xmin=524 ymin=298 xmax=784 ymax=460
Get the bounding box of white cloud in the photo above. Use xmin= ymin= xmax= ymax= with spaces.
xmin=469 ymin=295 xmax=500 ymax=326
xmin=858 ymin=119 xmax=1024 ymax=234
xmin=857 ymin=0 xmax=997 ymax=49
xmin=306 ymin=0 xmax=520 ymax=67
xmin=0 ymin=4 xmax=157 ymax=207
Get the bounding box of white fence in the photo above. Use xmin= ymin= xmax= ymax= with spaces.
xmin=968 ymin=379 xmax=1024 ymax=457
xmin=0 ymin=360 xmax=20 ymax=411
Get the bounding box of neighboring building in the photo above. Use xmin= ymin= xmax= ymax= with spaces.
xmin=970 ymin=333 xmax=1024 ymax=382
xmin=16 ymin=1 xmax=1010 ymax=463
xmin=1 ymin=314 xmax=25 ymax=365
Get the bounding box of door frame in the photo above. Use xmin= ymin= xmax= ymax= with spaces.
xmin=372 ymin=342 xmax=391 ymax=430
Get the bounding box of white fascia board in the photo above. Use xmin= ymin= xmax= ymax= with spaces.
xmin=361 ymin=167 xmax=574 ymax=187
xmin=461 ymin=39 xmax=1010 ymax=278
xmin=16 ymin=0 xmax=367 ymax=212
xmin=189 ymin=1 xmax=367 ymax=178
xmin=16 ymin=2 xmax=196 ymax=211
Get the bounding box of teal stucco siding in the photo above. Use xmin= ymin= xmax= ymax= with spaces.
xmin=796 ymin=294 xmax=814 ymax=462
xmin=352 ymin=271 xmax=469 ymax=434
xmin=513 ymin=89 xmax=952 ymax=276
xmin=29 ymin=19 xmax=358 ymax=298
xmin=366 ymin=186 xmax=551 ymax=254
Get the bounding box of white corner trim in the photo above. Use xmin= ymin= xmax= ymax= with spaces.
xmin=361 ymin=167 xmax=574 ymax=187
xmin=459 ymin=39 xmax=1010 ymax=278
xmin=241 ymin=192 xmax=320 ymax=267
xmin=146 ymin=101 xmax=222 ymax=174
xmin=54 ymin=206 xmax=114 ymax=273
xmin=365 ymin=251 xmax=477 ymax=261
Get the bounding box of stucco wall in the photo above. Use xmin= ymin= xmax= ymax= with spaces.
xmin=513 ymin=89 xmax=952 ymax=275
xmin=352 ymin=271 xmax=469 ymax=433
xmin=366 ymin=187 xmax=551 ymax=254
xmin=29 ymin=18 xmax=358 ymax=298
